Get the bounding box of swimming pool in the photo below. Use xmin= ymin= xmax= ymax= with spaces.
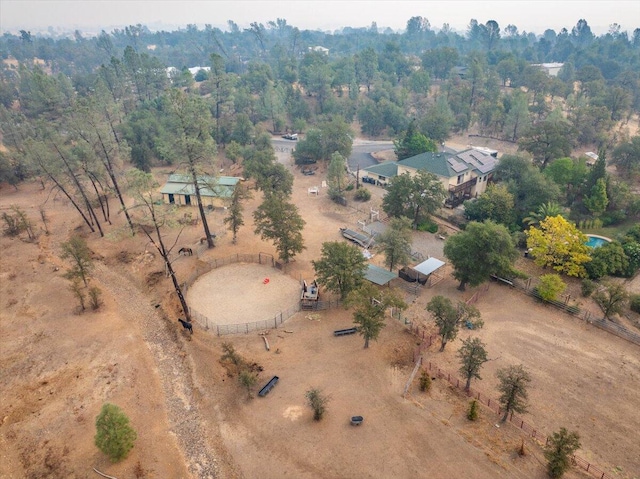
xmin=585 ymin=234 xmax=612 ymax=248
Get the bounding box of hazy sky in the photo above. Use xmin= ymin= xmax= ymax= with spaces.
xmin=1 ymin=0 xmax=639 ymax=36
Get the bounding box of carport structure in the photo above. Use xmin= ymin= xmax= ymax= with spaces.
xmin=397 ymin=257 xmax=447 ymax=289
xmin=412 ymin=257 xmax=446 ymax=286
xmin=364 ymin=264 xmax=398 ymax=286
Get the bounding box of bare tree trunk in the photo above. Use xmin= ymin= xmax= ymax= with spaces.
xmin=96 ymin=130 xmax=135 ymax=235
xmin=35 ymin=157 xmax=95 ymax=233
xmin=53 ymin=143 xmax=104 ymax=237
xmin=189 ymin=164 xmax=215 ymax=249
xmin=142 ymin=211 xmax=191 ymax=321
xmin=85 ymin=170 xmax=111 ymax=224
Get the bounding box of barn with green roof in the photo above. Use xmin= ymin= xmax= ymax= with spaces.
xmin=160 ymin=174 xmax=241 ymax=207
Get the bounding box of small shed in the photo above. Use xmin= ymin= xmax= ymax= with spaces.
xmin=399 ymin=258 xmax=446 ymax=286
xmin=364 ymin=264 xmax=398 ymax=286
xmin=160 ymin=174 xmax=240 ymax=207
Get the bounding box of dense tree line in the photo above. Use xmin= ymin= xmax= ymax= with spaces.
xmin=1 ymin=17 xmax=639 ymax=270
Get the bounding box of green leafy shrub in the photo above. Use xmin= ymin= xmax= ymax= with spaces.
xmin=416 ymin=220 xmax=438 ymax=233
xmin=354 ymin=188 xmax=371 ymax=201
xmin=89 ymin=286 xmax=102 ymax=310
xmin=345 ymin=183 xmax=355 ymax=191
xmin=467 ymin=400 xmax=479 ymax=421
xmin=537 ymin=274 xmax=566 ymax=302
xmin=601 ymin=210 xmax=626 ymax=226
xmin=511 ymin=231 xmax=527 ymax=249
xmin=95 ymin=403 xmax=137 ymax=462
xmin=581 ymin=279 xmax=596 ymax=297
xmin=630 ymin=294 xmax=640 ymax=314
xmin=238 ymin=369 xmax=258 ymax=399
xmin=419 ymin=370 xmax=431 ymax=392
xmin=305 ymin=388 xmax=330 ymax=421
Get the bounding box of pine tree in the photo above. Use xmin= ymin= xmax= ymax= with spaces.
xmin=95 ymin=403 xmax=137 ymax=462
xmin=544 ymin=428 xmax=581 ymax=478
xmin=497 ymin=364 xmax=531 ymax=422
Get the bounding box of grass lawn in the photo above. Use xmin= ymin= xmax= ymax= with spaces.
xmin=583 ymin=218 xmax=638 ymax=240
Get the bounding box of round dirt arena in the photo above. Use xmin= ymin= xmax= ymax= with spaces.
xmin=187 ymin=263 xmax=301 ymax=326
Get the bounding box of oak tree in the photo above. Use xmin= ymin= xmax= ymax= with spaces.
xmin=444 ymin=221 xmax=518 ymax=291
xmin=346 ymin=282 xmax=406 ymax=348
xmin=313 ymin=241 xmax=367 ymax=300
xmin=458 ymin=337 xmax=489 ymax=392
xmin=426 ymin=296 xmax=481 ymax=351
xmin=253 ymin=193 xmax=305 ymax=264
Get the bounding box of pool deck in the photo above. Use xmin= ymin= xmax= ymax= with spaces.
xmin=585 ymin=234 xmax=613 ymax=242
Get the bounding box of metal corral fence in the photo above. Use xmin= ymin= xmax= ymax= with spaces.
xmin=301 ymin=299 xmax=342 ymax=311
xmin=183 ymin=252 xmax=349 ymax=333
xmin=183 ymin=252 xmax=276 ymax=288
xmin=191 ymin=304 xmax=300 ymax=336
xmin=493 ymin=275 xmax=640 ymax=347
xmin=183 ymin=252 xmax=304 ymax=336
xmin=419 ymin=360 xmax=615 ymax=479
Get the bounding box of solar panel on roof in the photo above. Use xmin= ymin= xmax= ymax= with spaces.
xmin=448 ymin=158 xmax=467 ymax=173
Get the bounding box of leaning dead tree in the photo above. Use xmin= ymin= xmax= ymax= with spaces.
xmin=127 ymin=168 xmax=190 ymax=320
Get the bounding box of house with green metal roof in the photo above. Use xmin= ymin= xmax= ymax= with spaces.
xmin=160 ymin=174 xmax=241 ymax=207
xmin=362 ymin=148 xmax=498 ymax=208
xmin=361 ymin=162 xmax=398 ymax=186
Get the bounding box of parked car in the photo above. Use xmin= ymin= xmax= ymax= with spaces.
xmin=282 ymin=133 xmax=298 ymax=140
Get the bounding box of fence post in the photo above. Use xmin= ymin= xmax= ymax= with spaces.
xmin=246 ymin=323 xmax=249 ymax=334
xmin=217 ymin=325 xmax=220 ymax=337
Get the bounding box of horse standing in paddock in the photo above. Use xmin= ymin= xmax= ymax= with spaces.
xmin=178 ymin=247 xmax=193 ymax=256
xmin=178 ymin=318 xmax=193 ymax=334
xmin=199 ymin=234 xmax=217 ymax=245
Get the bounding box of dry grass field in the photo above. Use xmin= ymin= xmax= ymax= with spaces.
xmin=1 ymin=142 xmax=638 ymax=478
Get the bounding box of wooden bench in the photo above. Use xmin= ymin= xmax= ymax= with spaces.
xmin=258 ymin=376 xmax=279 ymax=397
xmin=334 ymin=327 xmax=358 ymax=337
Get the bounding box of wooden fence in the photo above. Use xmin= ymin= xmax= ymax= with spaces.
xmin=418 ymin=360 xmax=615 ymax=479
xmin=492 ymin=275 xmax=640 ymax=347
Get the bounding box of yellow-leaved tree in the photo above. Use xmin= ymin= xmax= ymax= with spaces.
xmin=526 ymin=215 xmax=592 ymax=277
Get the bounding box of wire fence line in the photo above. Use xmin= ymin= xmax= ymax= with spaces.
xmin=494 ymin=275 xmax=640 ymax=347
xmin=418 ymin=359 xmax=615 ymax=479
xmin=190 ymin=304 xmax=300 ymax=336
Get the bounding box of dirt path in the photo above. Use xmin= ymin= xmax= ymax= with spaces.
xmin=94 ymin=262 xmax=223 ymax=478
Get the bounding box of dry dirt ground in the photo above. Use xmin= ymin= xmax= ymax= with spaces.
xmin=1 ymin=142 xmax=638 ymax=479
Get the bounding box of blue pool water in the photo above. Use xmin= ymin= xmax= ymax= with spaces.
xmin=585 ymin=235 xmax=611 ymax=248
